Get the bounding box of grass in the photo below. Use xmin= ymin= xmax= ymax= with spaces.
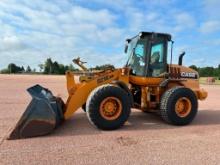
xmin=200 ymin=77 xmax=220 ymax=85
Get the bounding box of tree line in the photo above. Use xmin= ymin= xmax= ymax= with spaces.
xmin=1 ymin=58 xmax=219 ymax=77
xmin=189 ymin=65 xmax=220 ymax=78
xmin=0 ymin=63 xmax=32 ymax=74
xmin=0 ymin=58 xmax=115 ymax=74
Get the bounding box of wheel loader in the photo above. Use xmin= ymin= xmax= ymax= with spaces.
xmin=8 ymin=32 xmax=208 ymax=139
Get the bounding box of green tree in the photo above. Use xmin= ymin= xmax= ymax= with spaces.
xmin=68 ymin=64 xmax=77 ymax=71
xmin=92 ymin=64 xmax=115 ymax=70
xmin=21 ymin=66 xmax=25 ymax=72
xmin=0 ymin=68 xmax=10 ymax=74
xmin=199 ymin=67 xmax=215 ymax=77
xmin=1 ymin=58 xmax=79 ymax=74
xmin=38 ymin=64 xmax=44 ymax=72
xmin=8 ymin=63 xmax=24 ymax=73
xmin=53 ymin=61 xmax=60 ymax=74
xmin=44 ymin=58 xmax=53 ymax=74
xmin=189 ymin=65 xmax=198 ymax=71
xmin=26 ymin=66 xmax=32 ymax=73
xmin=41 ymin=58 xmax=77 ymax=74
xmin=59 ymin=64 xmax=64 ymax=74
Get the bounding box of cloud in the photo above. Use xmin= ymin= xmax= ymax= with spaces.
xmin=0 ymin=0 xmax=219 ymax=69
xmin=0 ymin=36 xmax=26 ymax=51
xmin=0 ymin=0 xmax=126 ymax=69
xmin=192 ymin=58 xmax=206 ymax=65
xmin=70 ymin=6 xmax=116 ymax=26
xmin=173 ymin=12 xmax=196 ymax=32
xmin=202 ymin=0 xmax=220 ymax=19
xmin=200 ymin=20 xmax=220 ymax=33
xmin=200 ymin=0 xmax=220 ymax=34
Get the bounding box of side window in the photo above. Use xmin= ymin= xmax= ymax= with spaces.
xmin=129 ymin=42 xmax=146 ymax=76
xmin=135 ymin=43 xmax=144 ymax=57
xmin=134 ymin=43 xmax=145 ymax=66
xmin=150 ymin=43 xmax=164 ymax=64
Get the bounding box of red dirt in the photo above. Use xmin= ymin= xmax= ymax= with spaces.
xmin=0 ymin=74 xmax=220 ymax=165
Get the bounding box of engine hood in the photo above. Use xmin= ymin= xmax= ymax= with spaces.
xmin=168 ymin=64 xmax=199 ymax=79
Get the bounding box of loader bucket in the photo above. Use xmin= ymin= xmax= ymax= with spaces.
xmin=8 ymin=84 xmax=65 ymax=140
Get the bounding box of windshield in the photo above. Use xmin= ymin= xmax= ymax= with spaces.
xmin=126 ymin=36 xmax=138 ymax=64
xmin=126 ymin=37 xmax=147 ymax=76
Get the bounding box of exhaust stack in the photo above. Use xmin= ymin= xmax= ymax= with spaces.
xmin=178 ymin=51 xmax=185 ymax=66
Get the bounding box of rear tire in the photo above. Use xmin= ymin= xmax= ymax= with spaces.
xmin=86 ymin=84 xmax=131 ymax=130
xmin=160 ymin=87 xmax=198 ymax=125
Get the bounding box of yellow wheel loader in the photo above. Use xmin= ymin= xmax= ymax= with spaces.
xmin=8 ymin=32 xmax=207 ymax=139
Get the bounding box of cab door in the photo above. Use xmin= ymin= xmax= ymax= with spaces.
xmin=148 ymin=41 xmax=167 ymax=77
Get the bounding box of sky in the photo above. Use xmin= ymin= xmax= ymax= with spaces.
xmin=0 ymin=0 xmax=220 ymax=70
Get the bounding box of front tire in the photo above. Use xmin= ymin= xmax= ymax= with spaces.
xmin=160 ymin=87 xmax=198 ymax=125
xmin=86 ymin=85 xmax=131 ymax=130
xmin=82 ymin=103 xmax=86 ymax=112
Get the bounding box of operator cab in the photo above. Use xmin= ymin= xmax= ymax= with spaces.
xmin=125 ymin=32 xmax=171 ymax=77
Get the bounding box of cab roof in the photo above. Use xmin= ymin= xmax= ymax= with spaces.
xmin=127 ymin=31 xmax=172 ymax=42
xmin=139 ymin=31 xmax=172 ymax=41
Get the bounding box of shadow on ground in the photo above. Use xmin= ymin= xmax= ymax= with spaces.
xmin=52 ymin=109 xmax=220 ymax=137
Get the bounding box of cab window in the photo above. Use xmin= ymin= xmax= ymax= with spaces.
xmin=149 ymin=43 xmax=165 ymax=77
xmin=150 ymin=43 xmax=164 ymax=64
xmin=134 ymin=43 xmax=145 ymax=66
xmin=128 ymin=41 xmax=146 ymax=76
xmin=135 ymin=44 xmax=144 ymax=57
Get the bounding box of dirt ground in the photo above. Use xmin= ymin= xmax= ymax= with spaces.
xmin=0 ymin=74 xmax=220 ymax=165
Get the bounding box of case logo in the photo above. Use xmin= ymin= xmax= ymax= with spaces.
xmin=181 ymin=72 xmax=197 ymax=78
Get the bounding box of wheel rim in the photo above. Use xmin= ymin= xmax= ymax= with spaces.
xmin=175 ymin=97 xmax=192 ymax=118
xmin=99 ymin=97 xmax=122 ymax=120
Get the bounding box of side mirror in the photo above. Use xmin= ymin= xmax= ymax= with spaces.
xmin=124 ymin=44 xmax=128 ymax=53
xmin=124 ymin=39 xmax=131 ymax=53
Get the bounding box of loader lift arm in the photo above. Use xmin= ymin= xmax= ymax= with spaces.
xmin=64 ymin=69 xmax=129 ymax=119
xmin=72 ymin=57 xmax=88 ymax=71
